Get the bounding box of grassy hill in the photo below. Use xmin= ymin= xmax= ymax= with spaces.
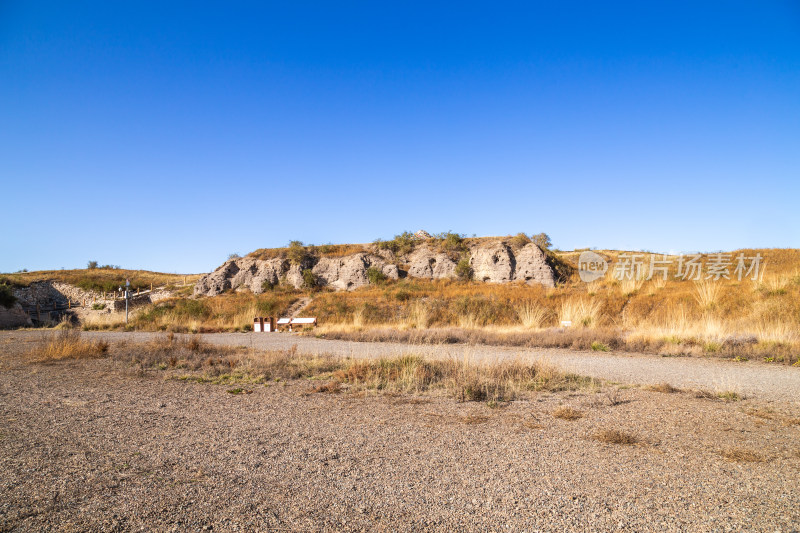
xmin=0 ymin=268 xmax=201 ymax=293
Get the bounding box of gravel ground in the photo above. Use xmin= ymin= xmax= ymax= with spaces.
xmin=1 ymin=331 xmax=799 ymax=531
xmin=82 ymin=330 xmax=800 ymax=403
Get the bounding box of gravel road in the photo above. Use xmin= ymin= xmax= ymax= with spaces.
xmin=1 ymin=331 xmax=799 ymax=531
xmin=81 ymin=331 xmax=800 ymax=404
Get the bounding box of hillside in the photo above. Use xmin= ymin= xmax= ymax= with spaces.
xmin=0 ymin=268 xmax=201 ymax=293
xmin=195 ymin=233 xmax=558 ymax=296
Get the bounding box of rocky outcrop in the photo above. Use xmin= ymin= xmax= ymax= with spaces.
xmin=313 ymin=254 xmax=398 ymax=291
xmin=0 ymin=303 xmax=33 ymax=328
xmin=471 ymin=243 xmax=516 ymax=283
xmin=193 ymin=239 xmax=556 ymax=296
xmin=407 ymin=249 xmax=457 ymax=279
xmin=514 ymin=244 xmax=555 ymax=287
xmin=193 ymin=257 xmax=288 ymax=297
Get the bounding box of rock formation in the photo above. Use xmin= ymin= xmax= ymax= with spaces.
xmin=193 ymin=239 xmax=556 ymax=297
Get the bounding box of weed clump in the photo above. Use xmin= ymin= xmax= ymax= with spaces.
xmin=30 ymin=330 xmax=109 ymax=362
xmin=593 ymin=429 xmax=638 ymax=445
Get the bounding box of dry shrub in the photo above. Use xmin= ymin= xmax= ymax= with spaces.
xmin=31 ymin=329 xmax=109 ymax=362
xmin=329 ymin=354 xmax=589 ymax=402
xmin=718 ymin=448 xmax=765 ymax=463
xmin=645 ymin=382 xmax=681 ymax=394
xmin=593 ymin=429 xmax=638 ymax=445
xmin=552 ymin=407 xmax=583 ymax=420
xmin=313 ymin=380 xmax=342 ymax=393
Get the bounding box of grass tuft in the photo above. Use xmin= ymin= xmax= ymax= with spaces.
xmin=593 ymin=429 xmax=638 ymax=445
xmin=552 ymin=407 xmax=583 ymax=420
xmin=718 ymin=448 xmax=765 ymax=463
xmin=29 ymin=330 xmax=109 ymax=362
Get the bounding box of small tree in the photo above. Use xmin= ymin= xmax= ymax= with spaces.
xmin=531 ymin=233 xmax=552 ymax=250
xmin=228 ymin=253 xmax=240 ymax=260
xmin=288 ymin=241 xmax=309 ymax=265
xmin=87 ymin=260 xmax=98 ymax=269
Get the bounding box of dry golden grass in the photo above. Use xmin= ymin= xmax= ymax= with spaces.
xmin=718 ymin=448 xmax=766 ymax=463
xmin=593 ymin=429 xmax=639 ymax=445
xmin=1 ymin=268 xmax=199 ymax=293
xmin=302 ymin=248 xmax=800 ymax=363
xmin=645 ymin=383 xmax=681 ymax=394
xmin=552 ymin=406 xmax=583 ymax=420
xmin=93 ymin=338 xmax=597 ymax=402
xmin=29 ymin=329 xmax=109 ymax=362
xmin=125 ymin=292 xmax=300 ymax=333
xmin=558 ymin=297 xmax=602 ymax=327
xmin=518 ymin=302 xmax=549 ymax=329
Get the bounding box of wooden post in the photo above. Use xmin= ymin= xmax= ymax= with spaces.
xmin=150 ymin=283 xmax=153 ymax=292
xmin=183 ymin=276 xmax=186 ymax=286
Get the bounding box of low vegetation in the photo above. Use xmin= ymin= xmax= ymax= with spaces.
xmin=28 ymin=329 xmax=109 ymax=362
xmin=81 ymin=291 xmax=300 ymax=333
xmin=27 ymin=330 xmax=598 ymax=403
xmin=593 ymin=429 xmax=639 ymax=445
xmin=303 ymin=248 xmax=800 ymax=364
xmin=0 ymin=283 xmax=16 ymax=308
xmin=0 ymin=268 xmax=199 ymax=293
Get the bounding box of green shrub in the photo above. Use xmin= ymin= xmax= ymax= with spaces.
xmin=87 ymin=260 xmax=98 ymax=269
xmin=455 ymin=258 xmax=473 ymax=281
xmin=376 ymin=232 xmax=416 ymax=256
xmin=302 ymin=269 xmax=318 ymax=289
xmin=261 ymin=279 xmax=274 ymax=292
xmin=366 ymin=267 xmax=387 ymax=284
xmin=91 ymin=303 xmax=106 ymax=310
xmin=0 ymin=284 xmax=17 ymax=309
xmin=435 ymin=231 xmax=467 ymax=253
xmin=510 ymin=233 xmax=531 ymax=248
xmin=288 ymin=241 xmax=310 ymax=266
xmin=531 ymin=232 xmax=552 ymax=250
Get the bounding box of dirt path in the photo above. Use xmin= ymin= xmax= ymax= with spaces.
xmin=75 ymin=331 xmax=800 ymax=404
xmin=285 ymin=296 xmax=312 ymax=318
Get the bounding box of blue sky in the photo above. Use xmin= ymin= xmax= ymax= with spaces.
xmin=1 ymin=2 xmax=799 ymax=273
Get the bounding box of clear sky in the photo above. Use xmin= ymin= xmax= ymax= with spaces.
xmin=1 ymin=2 xmax=799 ymax=274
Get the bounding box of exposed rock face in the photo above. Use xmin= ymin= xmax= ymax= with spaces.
xmin=471 ymin=243 xmax=516 ymax=283
xmin=194 ymin=257 xmax=288 ymax=297
xmin=407 ymin=249 xmax=457 ymax=280
xmin=313 ymin=254 xmax=399 ymax=291
xmin=514 ymin=244 xmax=555 ymax=288
xmin=193 ymin=240 xmax=556 ymax=296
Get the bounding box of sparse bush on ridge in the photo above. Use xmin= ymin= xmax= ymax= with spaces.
xmin=531 ymin=233 xmax=552 ymax=250
xmin=376 ymin=231 xmax=417 ymax=256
